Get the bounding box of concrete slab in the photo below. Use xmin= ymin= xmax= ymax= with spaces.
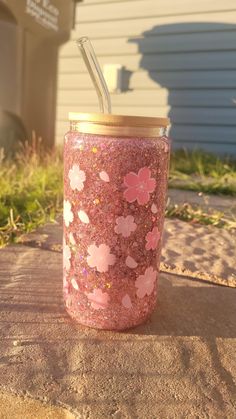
xmin=0 ymin=392 xmax=76 ymax=418
xmin=20 ymin=218 xmax=236 ymax=287
xmin=0 ymin=233 xmax=235 ymax=418
xmin=168 ymin=188 xmax=236 ymax=219
xmin=161 ymin=219 xmax=236 ymax=288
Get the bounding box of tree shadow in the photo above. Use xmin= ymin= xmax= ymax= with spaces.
xmin=129 ymin=23 xmax=236 ymax=153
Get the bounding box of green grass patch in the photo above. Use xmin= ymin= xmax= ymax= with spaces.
xmin=170 ymin=149 xmax=236 ymax=195
xmin=0 ymin=146 xmax=235 ymax=248
xmin=0 ymin=142 xmax=63 ymax=247
xmin=166 ymin=203 xmax=236 ymax=230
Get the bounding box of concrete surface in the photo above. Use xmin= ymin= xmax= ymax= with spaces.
xmin=0 ymin=219 xmax=236 ymax=418
xmin=0 ymin=392 xmax=75 ymax=419
xmin=161 ymin=219 xmax=236 ymax=288
xmin=20 ymin=218 xmax=236 ymax=288
xmin=168 ymin=188 xmax=236 ymax=219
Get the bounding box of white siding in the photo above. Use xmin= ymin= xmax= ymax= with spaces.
xmin=56 ymin=0 xmax=236 ymax=154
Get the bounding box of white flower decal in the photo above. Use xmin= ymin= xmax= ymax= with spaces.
xmin=151 ymin=203 xmax=158 ymax=214
xmin=64 ymin=200 xmax=73 ymax=227
xmin=99 ymin=171 xmax=110 ymax=182
xmin=78 ymin=209 xmax=90 ymax=224
xmin=68 ymin=164 xmax=86 ymax=191
xmin=87 ymin=243 xmax=116 ymax=273
xmin=63 ymin=274 xmax=69 ymax=296
xmin=114 ymin=215 xmax=137 ymax=238
xmin=71 ymin=278 xmax=79 ymax=290
xmin=63 ymin=241 xmax=71 ymax=272
xmin=69 ymin=232 xmax=76 ymax=245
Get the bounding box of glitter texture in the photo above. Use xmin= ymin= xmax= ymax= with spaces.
xmin=63 ymin=130 xmax=170 ymax=330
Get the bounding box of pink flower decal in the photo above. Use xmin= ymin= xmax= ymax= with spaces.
xmin=87 ymin=288 xmax=110 ymax=310
xmin=125 ymin=255 xmax=138 ymax=269
xmin=64 ymin=200 xmax=73 ymax=227
xmin=122 ymin=294 xmax=132 ymax=309
xmin=163 ymin=142 xmax=169 ymax=153
xmin=63 ymin=242 xmax=71 ymax=271
xmin=135 ymin=266 xmax=157 ymax=299
xmin=68 ymin=164 xmax=86 ymax=191
xmin=87 ymin=243 xmax=116 ymax=273
xmin=124 ymin=167 xmax=156 ymax=205
xmin=145 ymin=226 xmax=161 ymax=251
xmin=114 ymin=215 xmax=137 ymax=238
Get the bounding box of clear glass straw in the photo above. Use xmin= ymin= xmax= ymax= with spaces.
xmin=76 ymin=37 xmax=112 ymax=114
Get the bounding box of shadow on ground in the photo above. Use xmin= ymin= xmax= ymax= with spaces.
xmin=0 ymin=227 xmax=235 ymax=416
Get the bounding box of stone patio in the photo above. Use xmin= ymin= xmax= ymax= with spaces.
xmin=0 ymin=220 xmax=235 ymax=418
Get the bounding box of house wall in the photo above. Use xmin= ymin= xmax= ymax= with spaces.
xmin=56 ymin=0 xmax=236 ymax=154
xmin=0 ymin=0 xmax=74 ymax=150
xmin=0 ymin=20 xmax=18 ymax=114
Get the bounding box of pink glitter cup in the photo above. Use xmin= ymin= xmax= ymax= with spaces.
xmin=63 ymin=113 xmax=170 ymax=330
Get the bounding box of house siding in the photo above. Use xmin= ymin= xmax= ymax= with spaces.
xmin=56 ymin=0 xmax=236 ymax=154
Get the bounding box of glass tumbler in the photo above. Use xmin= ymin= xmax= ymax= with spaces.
xmin=63 ymin=113 xmax=170 ymax=330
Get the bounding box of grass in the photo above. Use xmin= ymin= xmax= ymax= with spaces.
xmin=0 ymin=140 xmax=63 ymax=247
xmin=0 ymin=145 xmax=235 ymax=247
xmin=170 ymin=149 xmax=236 ymax=195
xmin=166 ymin=203 xmax=236 ymax=230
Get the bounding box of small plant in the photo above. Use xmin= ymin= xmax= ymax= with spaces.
xmin=165 ymin=203 xmax=236 ymax=230
xmin=169 ymin=149 xmax=236 ymax=195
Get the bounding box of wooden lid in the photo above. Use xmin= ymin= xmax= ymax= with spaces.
xmin=68 ymin=112 xmax=169 ymax=137
xmin=69 ymin=112 xmax=170 ymax=127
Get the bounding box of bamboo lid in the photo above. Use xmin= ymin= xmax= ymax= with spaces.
xmin=68 ymin=113 xmax=169 ymax=137
xmin=69 ymin=113 xmax=169 ymax=127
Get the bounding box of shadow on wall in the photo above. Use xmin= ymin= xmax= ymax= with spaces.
xmin=129 ymin=23 xmax=236 ymax=154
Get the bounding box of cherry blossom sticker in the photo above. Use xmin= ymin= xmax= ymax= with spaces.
xmin=163 ymin=142 xmax=169 ymax=153
xmin=145 ymin=227 xmax=161 ymax=251
xmin=122 ymin=294 xmax=132 ymax=309
xmin=63 ymin=242 xmax=71 ymax=271
xmin=135 ymin=267 xmax=157 ymax=298
xmin=71 ymin=278 xmax=79 ymax=290
xmin=151 ymin=203 xmax=158 ymax=214
xmin=64 ymin=200 xmax=73 ymax=227
xmin=99 ymin=171 xmax=110 ymax=182
xmin=114 ymin=215 xmax=137 ymax=238
xmin=69 ymin=232 xmax=76 ymax=246
xmin=63 ymin=274 xmax=69 ymax=296
xmin=124 ymin=167 xmax=156 ymax=205
xmin=78 ymin=209 xmax=90 ymax=224
xmin=87 ymin=243 xmax=116 ymax=273
xmin=86 ymin=288 xmax=110 ymax=310
xmin=68 ymin=164 xmax=86 ymax=191
xmin=125 ymin=256 xmax=138 ymax=269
